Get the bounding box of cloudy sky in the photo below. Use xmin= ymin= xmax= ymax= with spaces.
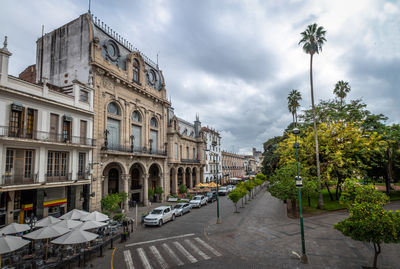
xmin=1 ymin=0 xmax=399 ymax=154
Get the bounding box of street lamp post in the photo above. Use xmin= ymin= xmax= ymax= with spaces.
xmin=210 ymin=140 xmax=221 ymax=224
xmin=293 ymin=127 xmax=307 ymax=263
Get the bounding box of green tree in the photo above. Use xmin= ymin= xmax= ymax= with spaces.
xmin=335 ymin=179 xmax=400 ymax=268
xmin=179 ymin=184 xmax=187 ymax=195
xmin=287 ymin=89 xmax=302 ymax=125
xmin=299 ymin=23 xmax=327 ymax=209
xmin=101 ymin=192 xmax=128 ymax=218
xmin=262 ymin=136 xmax=283 ymax=176
xmin=228 ymin=188 xmax=246 ymax=213
xmin=155 ymin=186 xmax=164 ymax=202
xmin=333 ymin=80 xmax=351 ymax=108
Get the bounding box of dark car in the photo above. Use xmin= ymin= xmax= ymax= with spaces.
xmin=206 ymin=191 xmax=217 ymax=203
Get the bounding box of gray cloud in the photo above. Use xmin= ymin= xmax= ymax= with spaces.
xmin=1 ymin=0 xmax=399 ymax=155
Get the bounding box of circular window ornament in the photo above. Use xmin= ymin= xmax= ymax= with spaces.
xmin=148 ymin=69 xmax=156 ymax=85
xmin=104 ymin=40 xmax=119 ymax=61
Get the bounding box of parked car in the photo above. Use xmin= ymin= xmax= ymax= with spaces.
xmin=226 ymin=185 xmax=234 ymax=193
xmin=174 ymin=203 xmax=192 ymax=216
xmin=218 ymin=186 xmax=228 ymax=196
xmin=143 ymin=206 xmax=175 ymax=227
xmin=206 ymin=191 xmax=217 ymax=203
xmin=189 ymin=195 xmax=208 ymax=208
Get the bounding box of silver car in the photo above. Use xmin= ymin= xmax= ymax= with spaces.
xmin=173 ymin=203 xmax=192 ymax=216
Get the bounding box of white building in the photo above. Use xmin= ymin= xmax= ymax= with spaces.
xmin=0 ymin=37 xmax=95 ymax=226
xmin=201 ymin=127 xmax=222 ymax=182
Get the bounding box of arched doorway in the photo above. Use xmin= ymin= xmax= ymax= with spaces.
xmin=149 ymin=163 xmax=162 ymax=201
xmin=130 ymin=163 xmax=144 ymax=204
xmin=108 ymin=168 xmax=119 ymax=194
xmin=185 ymin=168 xmax=191 ymax=188
xmin=192 ymin=168 xmax=197 ymax=187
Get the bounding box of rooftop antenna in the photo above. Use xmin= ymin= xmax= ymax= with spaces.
xmin=88 ymin=0 xmax=91 ymax=14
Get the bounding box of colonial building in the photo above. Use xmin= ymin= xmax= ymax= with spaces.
xmin=201 ymin=127 xmax=222 ymax=182
xmin=167 ymin=109 xmax=205 ymax=193
xmin=35 ymin=13 xmax=171 ymax=209
xmin=222 ymin=151 xmax=245 ymax=181
xmin=0 ymin=38 xmax=94 ymax=225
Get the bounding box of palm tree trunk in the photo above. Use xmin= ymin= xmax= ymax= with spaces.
xmin=310 ymin=53 xmax=324 ymax=209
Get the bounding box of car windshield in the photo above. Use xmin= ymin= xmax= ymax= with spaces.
xmin=174 ymin=205 xmax=182 ymax=209
xmin=193 ymin=197 xmax=201 ymax=200
xmin=151 ymin=209 xmax=163 ymax=215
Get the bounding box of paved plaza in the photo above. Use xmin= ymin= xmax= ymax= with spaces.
xmin=83 ymin=189 xmax=400 ymax=269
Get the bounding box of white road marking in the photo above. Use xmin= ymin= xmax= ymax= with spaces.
xmin=173 ymin=241 xmax=197 ymax=263
xmin=149 ymin=246 xmax=168 ymax=269
xmin=162 ymin=243 xmax=184 ymax=266
xmin=184 ymin=239 xmax=210 ymax=260
xmin=137 ymin=248 xmax=153 ymax=269
xmin=194 ymin=237 xmax=222 ymax=257
xmin=123 ymin=250 xmax=135 ymax=269
xmin=126 ymin=233 xmax=195 ymax=247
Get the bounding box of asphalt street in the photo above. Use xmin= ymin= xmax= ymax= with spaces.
xmin=84 ymin=187 xmax=400 ymax=269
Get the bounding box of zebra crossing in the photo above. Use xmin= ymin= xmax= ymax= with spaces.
xmin=123 ymin=237 xmax=222 ymax=269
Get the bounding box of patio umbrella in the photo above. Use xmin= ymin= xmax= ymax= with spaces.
xmin=36 ymin=216 xmax=61 ymax=227
xmin=209 ymin=182 xmax=217 ymax=188
xmin=51 ymin=230 xmax=98 ymax=251
xmin=52 ymin=219 xmax=82 ymax=229
xmin=80 ymin=211 xmax=109 ymax=222
xmin=0 ymin=234 xmax=30 ymax=267
xmin=0 ymin=223 xmax=30 ymax=235
xmin=23 ymin=226 xmax=70 ymax=260
xmin=76 ymin=220 xmax=107 ymax=230
xmin=60 ymin=209 xmax=89 ymax=220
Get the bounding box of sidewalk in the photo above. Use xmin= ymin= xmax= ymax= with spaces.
xmin=205 ymin=190 xmax=400 ymax=269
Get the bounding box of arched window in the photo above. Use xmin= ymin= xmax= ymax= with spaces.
xmin=132 ymin=59 xmax=139 ymax=83
xmin=150 ymin=117 xmax=158 ymax=128
xmin=132 ymin=110 xmax=142 ymax=122
xmin=107 ymin=102 xmax=120 ymax=115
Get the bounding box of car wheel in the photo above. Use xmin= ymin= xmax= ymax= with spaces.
xmin=172 ymin=214 xmax=176 ymax=221
xmin=199 ymin=204 xmax=201 ymax=208
xmin=158 ymin=220 xmax=163 ymax=227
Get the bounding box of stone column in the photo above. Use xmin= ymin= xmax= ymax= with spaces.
xmin=196 ymin=168 xmax=200 ymax=186
xmin=123 ymin=174 xmax=129 ymax=211
xmin=189 ymin=170 xmax=193 ymax=189
xmin=159 ymin=172 xmax=164 ymax=202
xmin=172 ymin=169 xmax=178 ymax=194
xmin=143 ymin=173 xmax=149 ymax=206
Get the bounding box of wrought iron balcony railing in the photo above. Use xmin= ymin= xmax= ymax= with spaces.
xmin=181 ymin=159 xmax=201 ymax=164
xmin=0 ymin=126 xmax=96 ymax=147
xmin=101 ymin=144 xmax=167 ymax=156
xmin=1 ymin=174 xmax=38 ymax=186
xmin=45 ymin=173 xmax=72 ymax=183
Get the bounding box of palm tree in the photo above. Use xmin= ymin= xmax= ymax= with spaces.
xmin=299 ymin=23 xmax=326 ymax=209
xmin=287 ymin=89 xmax=302 ymax=125
xmin=333 ymin=80 xmax=351 ymax=107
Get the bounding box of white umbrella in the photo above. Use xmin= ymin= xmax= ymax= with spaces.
xmin=51 ymin=229 xmax=98 ymax=245
xmin=36 ymin=216 xmax=61 ymax=227
xmin=60 ymin=209 xmax=89 ymax=220
xmin=0 ymin=223 xmax=30 ymax=235
xmin=76 ymin=220 xmax=107 ymax=231
xmin=0 ymin=234 xmax=30 ymax=267
xmin=81 ymin=211 xmax=109 ymax=222
xmin=23 ymin=226 xmax=70 ymax=260
xmin=52 ymin=219 xmax=82 ymax=229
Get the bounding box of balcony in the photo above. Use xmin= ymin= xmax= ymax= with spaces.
xmin=0 ymin=126 xmax=96 ymax=147
xmin=45 ymin=173 xmax=72 ymax=183
xmin=1 ymin=174 xmax=38 ymax=186
xmin=101 ymin=144 xmax=167 ymax=156
xmin=181 ymin=159 xmax=201 ymax=164
xmin=77 ymin=172 xmax=91 ymax=180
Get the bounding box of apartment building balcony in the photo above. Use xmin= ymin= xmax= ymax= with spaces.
xmin=101 ymin=144 xmax=167 ymax=156
xmin=1 ymin=174 xmax=38 ymax=186
xmin=45 ymin=173 xmax=72 ymax=183
xmin=0 ymin=126 xmax=96 ymax=147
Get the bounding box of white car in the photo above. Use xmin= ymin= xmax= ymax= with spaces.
xmin=189 ymin=195 xmax=208 ymax=208
xmin=218 ymin=186 xmax=228 ymax=196
xmin=143 ymin=206 xmax=176 ymax=227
